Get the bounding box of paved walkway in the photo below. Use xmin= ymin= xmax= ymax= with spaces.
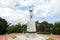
xmin=0 ymin=33 xmax=60 ymax=40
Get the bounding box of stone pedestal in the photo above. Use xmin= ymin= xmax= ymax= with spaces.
xmin=25 ymin=33 xmax=37 ymax=38
xmin=27 ymin=19 xmax=36 ymax=32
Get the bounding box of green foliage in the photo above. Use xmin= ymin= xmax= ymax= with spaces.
xmin=22 ymin=24 xmax=27 ymax=33
xmin=0 ymin=17 xmax=8 ymax=34
xmin=36 ymin=21 xmax=53 ymax=34
xmin=46 ymin=38 xmax=55 ymax=40
xmin=7 ymin=23 xmax=27 ymax=33
xmin=52 ymin=22 xmax=60 ymax=35
xmin=7 ymin=23 xmax=22 ymax=33
xmin=41 ymin=21 xmax=48 ymax=25
xmin=11 ymin=36 xmax=16 ymax=39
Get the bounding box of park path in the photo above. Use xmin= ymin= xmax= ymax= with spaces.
xmin=0 ymin=33 xmax=60 ymax=40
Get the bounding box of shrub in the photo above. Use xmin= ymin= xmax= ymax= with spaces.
xmin=46 ymin=38 xmax=55 ymax=40
xmin=11 ymin=36 xmax=16 ymax=39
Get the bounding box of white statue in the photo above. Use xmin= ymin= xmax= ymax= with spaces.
xmin=27 ymin=6 xmax=36 ymax=32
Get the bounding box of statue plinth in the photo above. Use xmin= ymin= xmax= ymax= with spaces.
xmin=27 ymin=19 xmax=36 ymax=33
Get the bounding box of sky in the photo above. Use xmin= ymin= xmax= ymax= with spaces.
xmin=0 ymin=0 xmax=60 ymax=25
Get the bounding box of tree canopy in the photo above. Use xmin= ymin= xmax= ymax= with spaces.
xmin=0 ymin=17 xmax=8 ymax=34
xmin=52 ymin=22 xmax=60 ymax=35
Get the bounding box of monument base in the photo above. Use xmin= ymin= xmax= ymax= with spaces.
xmin=25 ymin=33 xmax=37 ymax=38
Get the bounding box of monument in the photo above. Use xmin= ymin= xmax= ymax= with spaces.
xmin=27 ymin=6 xmax=36 ymax=33
xmin=26 ymin=6 xmax=37 ymax=38
xmin=25 ymin=7 xmax=48 ymax=40
xmin=8 ymin=6 xmax=49 ymax=40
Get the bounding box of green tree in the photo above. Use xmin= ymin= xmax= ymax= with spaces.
xmin=0 ymin=17 xmax=8 ymax=34
xmin=35 ymin=21 xmax=40 ymax=32
xmin=41 ymin=21 xmax=48 ymax=25
xmin=7 ymin=23 xmax=22 ymax=33
xmin=22 ymin=24 xmax=27 ymax=33
xmin=37 ymin=21 xmax=53 ymax=34
xmin=41 ymin=21 xmax=49 ymax=33
xmin=52 ymin=22 xmax=60 ymax=35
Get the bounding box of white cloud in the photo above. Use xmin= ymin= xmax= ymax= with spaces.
xmin=16 ymin=0 xmax=35 ymax=6
xmin=0 ymin=0 xmax=60 ymax=24
xmin=0 ymin=0 xmax=17 ymax=8
xmin=0 ymin=7 xmax=29 ymax=25
xmin=33 ymin=0 xmax=60 ymax=18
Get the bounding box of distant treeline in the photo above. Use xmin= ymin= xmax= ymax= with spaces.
xmin=0 ymin=17 xmax=60 ymax=35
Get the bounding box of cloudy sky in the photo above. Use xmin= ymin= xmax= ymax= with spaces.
xmin=0 ymin=0 xmax=60 ymax=25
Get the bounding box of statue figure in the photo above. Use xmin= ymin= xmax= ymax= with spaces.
xmin=29 ymin=6 xmax=33 ymax=19
xmin=27 ymin=6 xmax=36 ymax=33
